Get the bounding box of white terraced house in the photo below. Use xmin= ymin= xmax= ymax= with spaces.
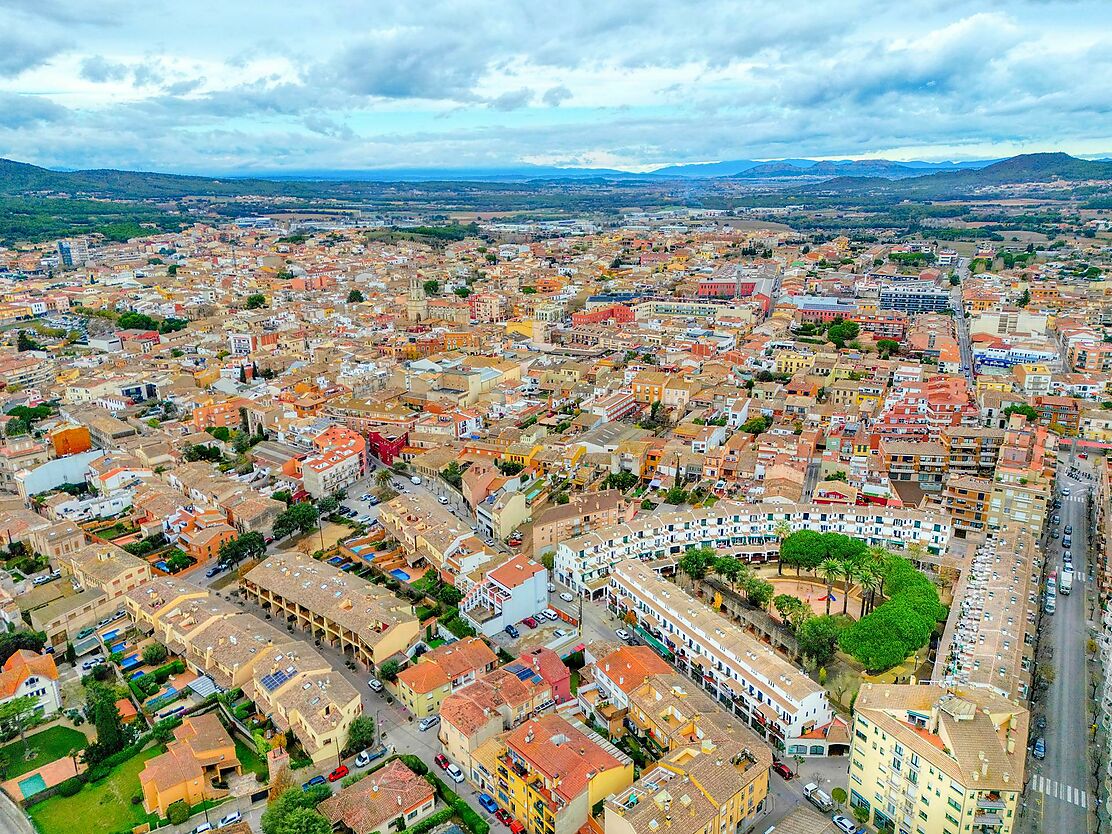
xmin=555 ymin=500 xmax=951 ymax=597
xmin=608 ymin=559 xmax=836 ymax=755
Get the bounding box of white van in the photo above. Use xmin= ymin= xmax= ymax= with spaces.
xmin=410 ymin=475 xmax=422 ymax=485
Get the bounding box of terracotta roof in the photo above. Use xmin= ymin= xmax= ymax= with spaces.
xmin=0 ymin=650 xmax=58 ymax=699
xmin=319 ymin=759 xmax=434 ymax=834
xmin=488 ymin=554 xmax=544 ymax=589
xmin=397 ymin=660 xmax=450 ymax=694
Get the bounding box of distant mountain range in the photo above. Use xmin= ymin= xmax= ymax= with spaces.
xmin=1 ymin=152 xmax=1110 ymax=203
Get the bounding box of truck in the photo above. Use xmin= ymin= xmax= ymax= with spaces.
xmin=1060 ymin=569 xmax=1073 ymax=595
xmin=803 ymin=782 xmax=834 ymax=813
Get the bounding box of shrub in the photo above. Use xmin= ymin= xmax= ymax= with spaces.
xmin=167 ymin=800 xmax=191 ymax=825
xmin=409 ymin=808 xmax=454 ymax=834
xmin=57 ymin=776 xmax=84 ymax=797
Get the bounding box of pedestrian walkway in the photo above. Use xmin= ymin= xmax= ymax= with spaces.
xmin=1031 ymin=775 xmax=1088 ymax=808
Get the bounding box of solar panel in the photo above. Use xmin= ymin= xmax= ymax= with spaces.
xmin=262 ymin=668 xmax=293 ymax=692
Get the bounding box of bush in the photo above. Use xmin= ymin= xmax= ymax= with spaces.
xmin=167 ymin=800 xmax=191 ymax=825
xmin=427 ymin=772 xmax=490 ymax=834
xmin=57 ymin=776 xmax=84 ymax=797
xmin=409 ymin=808 xmax=454 ymax=834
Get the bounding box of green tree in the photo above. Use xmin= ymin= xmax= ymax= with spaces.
xmin=778 ymin=530 xmax=825 ymax=576
xmin=15 ymin=331 xmax=42 ymax=352
xmin=1017 ymin=288 xmax=1031 ymax=307
xmin=167 ymin=800 xmax=191 ymax=825
xmin=440 ymin=462 xmax=463 ymax=490
xmin=0 ymin=631 xmax=46 ymax=665
xmin=374 ymin=469 xmax=393 ymax=490
xmin=827 ymin=320 xmax=860 ymax=349
xmin=679 ymin=546 xmax=715 ymax=582
xmin=378 ymin=660 xmax=401 ymax=681
xmin=0 ymin=696 xmax=38 ymax=761
xmin=262 ymin=787 xmax=333 ymax=834
xmin=877 ymin=339 xmax=900 ymax=359
xmin=740 ymin=415 xmax=770 ymax=435
xmin=245 ymin=293 xmax=267 ymax=309
xmin=422 ymin=280 xmax=440 ymax=296
xmin=347 ymin=289 xmax=364 ymax=303
xmin=713 ymin=556 xmax=744 ymax=588
xmin=818 ymin=558 xmax=842 ymax=616
xmin=317 ymin=495 xmax=340 ymax=515
xmin=796 ymin=615 xmax=843 ymax=666
xmin=1003 ymin=403 xmax=1039 ymax=422
xmin=141 ymin=643 xmax=168 ymax=666
xmin=343 ymin=715 xmax=376 ymax=756
xmin=743 ymin=576 xmax=774 ymax=609
xmin=663 ymin=486 xmax=689 ymax=505
xmin=91 ymin=690 xmax=124 ymax=755
xmin=603 ymin=472 xmax=638 ymax=492
xmin=273 ymin=502 xmax=319 ymax=539
xmin=454 ymin=286 xmax=471 ymax=298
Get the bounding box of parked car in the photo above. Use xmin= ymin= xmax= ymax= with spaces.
xmin=522 ymin=617 xmax=538 ymax=629
xmin=302 ymin=775 xmax=327 ymax=790
xmin=328 ymin=765 xmax=349 ymax=782
xmin=445 ymin=763 xmax=465 ymax=783
xmin=76 ymin=627 xmax=95 ymax=640
xmin=191 ymin=824 xmax=213 ymax=834
xmin=81 ymin=656 xmax=105 ymax=670
xmin=368 ymin=496 xmax=380 ymax=506
xmin=368 ymin=677 xmax=384 ymax=692
xmin=478 ymin=793 xmax=498 ymax=813
xmin=1062 ymin=486 xmax=1072 ymax=496
xmin=772 ymin=761 xmax=793 ymax=780
xmin=559 ymin=592 xmax=574 ymax=603
xmin=218 ymin=811 xmax=242 ymax=828
xmin=1065 ymin=524 xmax=1074 ymax=535
xmin=438 ymin=495 xmax=450 ymax=505
xmin=435 ymin=754 xmax=450 ymax=770
xmin=354 ymin=750 xmax=372 ymax=768
xmin=410 ymin=475 xmax=422 ymax=485
xmin=205 ymin=564 xmax=225 ymax=578
xmin=831 ymin=815 xmax=860 ymax=834
xmin=1033 ymin=737 xmax=1046 ymax=759
xmin=418 ymin=715 xmax=441 ymax=732
xmin=554 ymin=629 xmax=571 ymax=638
xmin=542 ymin=609 xmax=559 ymax=621
xmin=494 ymin=809 xmax=514 ymax=826
xmin=615 ymin=628 xmax=631 ymax=641
xmin=504 ymin=624 xmax=520 ymax=639
xmin=547 ymin=583 xmax=555 ymax=593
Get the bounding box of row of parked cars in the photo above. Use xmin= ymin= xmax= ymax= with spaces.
xmin=503 ymin=607 xmax=563 ymax=639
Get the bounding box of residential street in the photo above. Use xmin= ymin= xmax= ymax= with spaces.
xmin=1023 ymin=459 xmax=1093 ymax=832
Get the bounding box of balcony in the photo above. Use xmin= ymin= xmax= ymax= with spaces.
xmin=973 ymin=813 xmax=1005 ymax=827
xmin=975 ymin=797 xmax=1007 ymax=812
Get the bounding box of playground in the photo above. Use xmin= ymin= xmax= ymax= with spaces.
xmin=766 ymin=575 xmax=866 ymax=619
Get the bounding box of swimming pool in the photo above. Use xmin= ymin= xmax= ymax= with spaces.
xmin=18 ymin=773 xmax=46 ymax=798
xmin=328 ymin=556 xmax=345 ymax=565
xmin=390 ymin=569 xmax=411 ymax=581
xmin=120 ymin=653 xmax=140 ymax=669
xmin=155 ymin=560 xmax=169 ymax=572
xmin=110 ymin=641 xmax=127 ymax=653
xmin=101 ymin=629 xmax=120 ymax=642
xmin=129 ymin=670 xmax=145 ymax=679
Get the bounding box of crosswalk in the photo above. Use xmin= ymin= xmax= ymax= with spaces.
xmin=1031 ymin=775 xmax=1088 ymax=807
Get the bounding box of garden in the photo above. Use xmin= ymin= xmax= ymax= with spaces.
xmin=0 ymin=725 xmax=87 ymax=780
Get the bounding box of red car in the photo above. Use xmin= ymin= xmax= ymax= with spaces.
xmin=772 ymin=762 xmax=793 ymax=780
xmin=435 ymin=754 xmax=450 ymax=770
xmin=328 ymin=765 xmax=349 ymax=782
xmin=494 ymin=810 xmax=514 ymax=826
xmin=522 ymin=617 xmax=538 ymax=629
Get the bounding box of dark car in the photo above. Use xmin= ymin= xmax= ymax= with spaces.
xmin=1033 ymin=737 xmax=1046 ymax=760
xmin=435 ymin=754 xmax=450 ymax=770
xmin=772 ymin=762 xmax=794 ymax=780
xmin=205 ymin=564 xmax=225 ymax=578
xmin=504 ymin=624 xmax=520 ymax=639
xmin=494 ymin=810 xmax=514 ymax=826
xmin=328 ymin=765 xmax=349 ymax=782
xmin=302 ymin=775 xmax=327 ymax=790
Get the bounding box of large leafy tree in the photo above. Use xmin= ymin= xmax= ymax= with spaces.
xmin=273 ymin=502 xmax=319 ymax=540
xmin=261 ymin=786 xmax=332 ymax=834
xmin=796 ymin=615 xmax=844 ymax=667
xmin=779 ymin=530 xmax=826 ymax=575
xmin=343 ymin=715 xmax=376 ymax=756
xmin=679 ymin=546 xmax=715 ymax=582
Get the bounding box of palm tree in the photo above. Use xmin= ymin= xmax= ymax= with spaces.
xmin=857 ymin=564 xmax=882 ymax=616
xmin=866 ymin=545 xmax=893 ymax=603
xmin=374 ymin=468 xmax=392 ymax=490
xmin=773 ymin=520 xmax=793 ymax=575
xmin=840 ymin=551 xmax=868 ymax=616
xmin=819 ymin=558 xmax=842 ymax=616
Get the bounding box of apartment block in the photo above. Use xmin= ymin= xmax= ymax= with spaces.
xmin=124 ymin=578 xmax=361 ymax=766
xmin=985 ymin=415 xmax=1057 ymax=538
xmin=939 ymin=426 xmax=1004 ymax=477
xmin=395 ymin=636 xmax=497 ymax=717
xmin=470 ymin=714 xmax=634 ymax=834
xmin=460 ymin=553 xmax=548 ymax=637
xmin=529 ymin=490 xmax=630 ymax=558
xmin=555 ymin=501 xmax=950 ymax=597
xmin=848 ymin=685 xmax=1026 ymax=834
xmin=941 ymin=475 xmax=993 ymax=538
xmin=608 ymin=559 xmax=834 ymax=754
xmin=241 ymin=550 xmax=420 ymax=670
xmin=879 ymin=439 xmax=947 ymax=493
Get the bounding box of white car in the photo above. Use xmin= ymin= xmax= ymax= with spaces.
xmin=367 ymin=677 xmax=384 ymax=692
xmin=554 ymin=629 xmax=571 ymax=638
xmin=547 ymin=583 xmax=555 ymax=593
xmin=831 ymin=815 xmax=860 ymax=834
xmin=438 ymin=495 xmax=449 ymax=505
xmin=542 ymin=609 xmax=559 ymax=621
xmin=445 ymin=763 xmax=465 ymax=783
xmin=559 ymin=592 xmax=574 ymax=603
xmin=81 ymin=656 xmax=105 ymax=670
xmin=218 ymin=811 xmax=242 ymax=828
xmin=615 ymin=629 xmax=631 ymax=641
xmin=191 ymin=824 xmax=213 ymax=834
xmin=418 ymin=715 xmax=440 ymax=732
xmin=410 ymin=475 xmax=422 ymax=485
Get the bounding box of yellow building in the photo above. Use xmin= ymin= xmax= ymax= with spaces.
xmin=395 ymin=637 xmax=497 ymax=718
xmin=139 ymin=714 xmax=240 ymax=816
xmin=849 ymin=685 xmax=1027 ymax=834
xmin=471 ymin=714 xmax=634 ymax=834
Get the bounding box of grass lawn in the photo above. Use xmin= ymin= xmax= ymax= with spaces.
xmin=570 ymin=669 xmax=581 ymax=695
xmin=28 ymin=746 xmax=161 ymax=834
xmin=234 ymin=736 xmax=269 ymax=778
xmin=0 ymin=725 xmax=87 ymax=779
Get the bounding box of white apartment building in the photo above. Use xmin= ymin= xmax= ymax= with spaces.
xmin=608 ymin=559 xmax=834 ymax=755
xmin=301 ymin=445 xmax=361 ymax=499
xmin=556 ymin=501 xmax=951 ymax=597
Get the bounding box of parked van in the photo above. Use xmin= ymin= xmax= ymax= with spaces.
xmin=803 ymin=783 xmax=834 ymax=812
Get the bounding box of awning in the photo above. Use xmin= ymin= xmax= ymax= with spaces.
xmin=633 ymin=626 xmax=673 ymax=660
xmin=187 ymin=676 xmax=219 ymax=698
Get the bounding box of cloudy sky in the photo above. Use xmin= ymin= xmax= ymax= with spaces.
xmin=2 ymin=0 xmax=1110 ymax=173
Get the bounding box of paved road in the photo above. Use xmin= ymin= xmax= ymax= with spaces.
xmin=952 ymin=257 xmax=975 ymax=384
xmin=1026 ymin=462 xmax=1093 ymax=832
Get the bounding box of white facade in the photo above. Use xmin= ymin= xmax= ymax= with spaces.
xmin=555 ymin=501 xmax=951 ymax=595
xmin=461 ymin=564 xmax=548 ymax=637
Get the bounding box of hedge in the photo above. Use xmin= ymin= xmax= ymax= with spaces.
xmin=427 ymin=772 xmax=489 ymax=834
xmin=410 ymin=807 xmax=455 ymax=834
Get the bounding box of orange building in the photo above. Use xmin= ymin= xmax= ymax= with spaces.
xmin=48 ymin=424 xmax=92 ymax=457
xmin=191 ymin=397 xmax=252 ymax=432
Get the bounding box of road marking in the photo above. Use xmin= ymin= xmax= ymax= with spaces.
xmin=1031 ymin=777 xmax=1088 ymax=807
